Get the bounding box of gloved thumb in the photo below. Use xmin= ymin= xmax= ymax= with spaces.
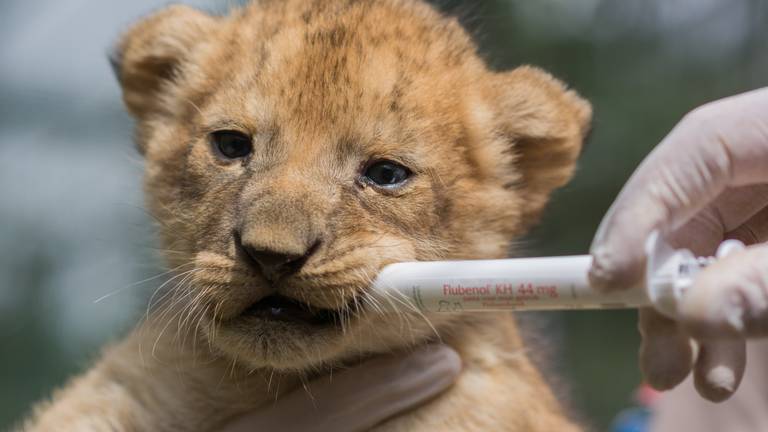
xmin=679 ymin=243 xmax=768 ymax=338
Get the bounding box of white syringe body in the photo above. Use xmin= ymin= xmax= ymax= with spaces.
xmin=372 ymin=255 xmax=650 ymax=313
xmin=371 ymin=234 xmax=746 ymax=316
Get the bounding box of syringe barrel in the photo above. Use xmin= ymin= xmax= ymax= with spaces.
xmin=371 ymin=255 xmax=650 ymax=313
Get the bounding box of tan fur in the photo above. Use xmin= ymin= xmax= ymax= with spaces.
xmin=22 ymin=1 xmax=591 ymax=430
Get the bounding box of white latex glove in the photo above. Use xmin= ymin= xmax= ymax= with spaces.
xmin=589 ymin=87 xmax=768 ymax=402
xmin=221 ymin=344 xmax=461 ymax=432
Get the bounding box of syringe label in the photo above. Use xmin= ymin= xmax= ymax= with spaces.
xmin=440 ymin=281 xmax=562 ymax=301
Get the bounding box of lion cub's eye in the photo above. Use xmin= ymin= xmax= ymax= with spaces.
xmin=210 ymin=131 xmax=253 ymax=159
xmin=363 ymin=160 xmax=412 ymax=187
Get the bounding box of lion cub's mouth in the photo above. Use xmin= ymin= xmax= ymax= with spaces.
xmin=242 ymin=295 xmax=341 ymax=326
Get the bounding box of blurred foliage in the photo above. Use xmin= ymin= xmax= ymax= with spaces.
xmin=1 ymin=0 xmax=766 ymax=430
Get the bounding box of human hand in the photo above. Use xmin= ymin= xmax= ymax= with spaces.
xmin=589 ymin=88 xmax=768 ymax=401
xmin=220 ymin=344 xmax=461 ymax=432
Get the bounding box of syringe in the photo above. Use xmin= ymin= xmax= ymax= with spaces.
xmin=371 ymin=232 xmax=746 ymax=318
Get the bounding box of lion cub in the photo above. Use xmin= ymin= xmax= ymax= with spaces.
xmin=23 ymin=0 xmax=590 ymax=430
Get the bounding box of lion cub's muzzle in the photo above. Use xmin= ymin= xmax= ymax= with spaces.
xmin=232 ymin=231 xmax=351 ymax=328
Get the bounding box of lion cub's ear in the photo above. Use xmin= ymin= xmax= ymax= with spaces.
xmin=111 ymin=5 xmax=216 ymax=124
xmin=488 ymin=66 xmax=592 ymax=224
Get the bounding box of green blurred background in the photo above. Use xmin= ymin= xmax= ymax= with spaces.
xmin=1 ymin=0 xmax=766 ymax=430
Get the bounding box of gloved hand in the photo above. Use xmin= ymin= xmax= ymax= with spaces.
xmin=589 ymin=87 xmax=768 ymax=402
xmin=221 ymin=344 xmax=461 ymax=432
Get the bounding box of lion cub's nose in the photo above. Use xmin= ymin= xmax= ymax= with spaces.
xmin=238 ymin=235 xmax=319 ymax=281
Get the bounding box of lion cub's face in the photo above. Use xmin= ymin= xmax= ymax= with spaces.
xmin=114 ymin=0 xmax=590 ymax=370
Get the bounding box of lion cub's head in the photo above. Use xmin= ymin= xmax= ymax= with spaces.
xmin=113 ymin=0 xmax=590 ymax=370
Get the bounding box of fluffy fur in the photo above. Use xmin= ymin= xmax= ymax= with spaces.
xmin=22 ymin=0 xmax=591 ymax=430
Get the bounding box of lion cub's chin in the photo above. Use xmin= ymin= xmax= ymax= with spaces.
xmin=212 ymin=323 xmax=343 ymax=370
xmin=208 ymin=296 xmax=446 ymax=370
xmin=212 ymin=315 xmax=348 ymax=370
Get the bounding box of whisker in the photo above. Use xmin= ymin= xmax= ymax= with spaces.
xmin=191 ymin=302 xmax=211 ymax=360
xmin=93 ymin=261 xmax=195 ymax=304
xmin=299 ymin=374 xmax=317 ymax=409
xmin=150 ymin=271 xmax=202 ymax=358
xmin=145 ymin=269 xmax=199 ymax=321
xmin=267 ymin=369 xmax=276 ymax=393
xmin=384 ymin=289 xmax=441 ymax=341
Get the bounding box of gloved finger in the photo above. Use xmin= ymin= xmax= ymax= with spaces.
xmin=711 ymin=188 xmax=768 ymax=238
xmin=724 ymin=204 xmax=768 ymax=245
xmin=661 ymin=208 xmax=762 ymax=402
xmin=589 ymin=88 xmax=768 ymax=291
xmin=314 ymin=344 xmax=462 ymax=432
xmin=638 ymin=308 xmax=695 ymax=390
xmin=592 ymin=185 xmax=768 ymax=292
xmin=692 ymin=338 xmax=746 ymax=402
xmin=668 ymin=188 xmax=768 ymax=252
xmin=679 ymin=244 xmax=768 ymax=339
xmin=222 ymin=344 xmax=461 ymax=432
xmin=639 ymin=204 xmax=750 ymax=396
